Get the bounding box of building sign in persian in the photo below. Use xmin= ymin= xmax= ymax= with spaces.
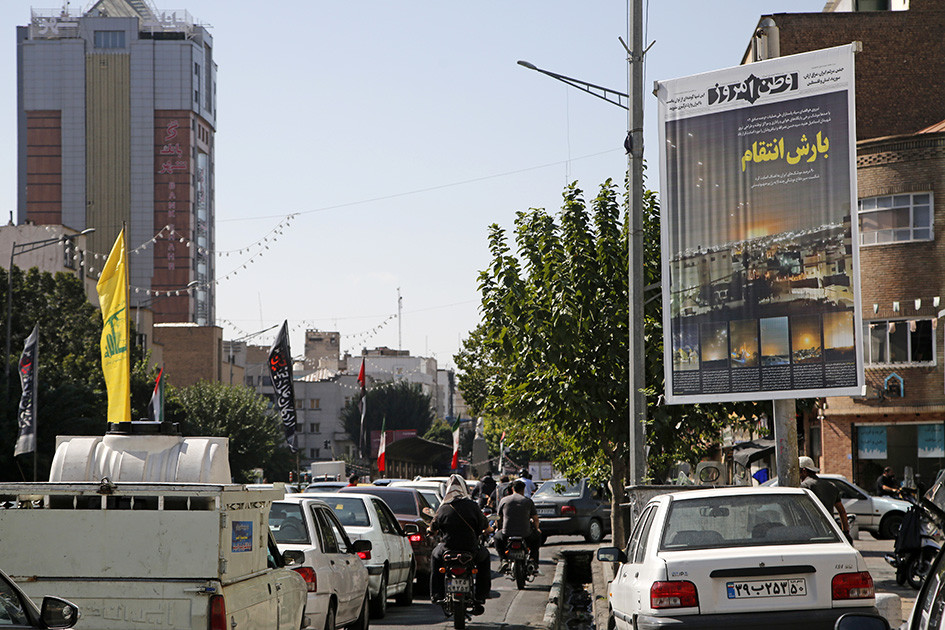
xmin=155 ymin=115 xmax=189 ymax=275
xmin=656 ymin=44 xmax=864 ymax=404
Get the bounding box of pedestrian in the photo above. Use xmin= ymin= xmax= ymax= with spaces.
xmin=799 ymin=456 xmax=852 ymax=542
xmin=347 ymin=473 xmax=360 ymax=487
xmin=876 ymin=467 xmax=898 ymax=497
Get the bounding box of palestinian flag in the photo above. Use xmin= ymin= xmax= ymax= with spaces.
xmin=147 ymin=367 xmax=164 ymax=423
xmin=378 ymin=418 xmax=387 ymax=473
xmin=451 ymin=418 xmax=461 ymax=470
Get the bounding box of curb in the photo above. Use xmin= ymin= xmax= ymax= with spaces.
xmin=543 ymin=554 xmax=567 ymax=630
xmin=592 ymin=557 xmax=615 ymax=630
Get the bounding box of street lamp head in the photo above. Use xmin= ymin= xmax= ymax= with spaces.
xmin=79 ymin=228 xmax=95 ymax=236
xmin=517 ymin=60 xmax=538 ymax=70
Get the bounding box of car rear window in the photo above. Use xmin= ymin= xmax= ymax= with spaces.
xmin=534 ymin=480 xmax=582 ymax=498
xmin=344 ymin=488 xmax=417 ymax=515
xmin=661 ymin=493 xmax=840 ymax=550
xmin=270 ymin=502 xmax=310 ymax=545
xmin=326 ymin=497 xmax=372 ymax=527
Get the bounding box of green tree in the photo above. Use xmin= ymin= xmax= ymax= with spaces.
xmin=166 ymin=381 xmax=293 ymax=483
xmin=341 ymin=380 xmax=434 ymax=453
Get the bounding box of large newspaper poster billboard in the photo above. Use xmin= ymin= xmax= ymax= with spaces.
xmin=657 ymin=44 xmax=864 ymax=404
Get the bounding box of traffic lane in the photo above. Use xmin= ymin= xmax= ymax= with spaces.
xmin=375 ymin=535 xmax=597 ymax=628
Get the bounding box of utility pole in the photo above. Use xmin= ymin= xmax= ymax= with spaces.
xmin=397 ymin=288 xmax=402 ymax=351
xmin=628 ymin=0 xmax=646 ymax=485
xmin=754 ymin=17 xmax=799 ymax=488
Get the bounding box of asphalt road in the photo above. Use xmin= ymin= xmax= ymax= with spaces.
xmin=375 ymin=535 xmax=596 ymax=629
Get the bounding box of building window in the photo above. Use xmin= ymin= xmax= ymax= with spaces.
xmin=315 ymin=398 xmax=321 ymax=409
xmin=859 ymin=193 xmax=933 ymax=245
xmin=864 ymin=319 xmax=935 ymax=365
xmin=314 ymin=423 xmax=320 ymax=433
xmin=309 ymin=423 xmax=316 ymax=433
xmin=315 ymin=448 xmax=321 ymax=459
xmin=309 ymin=448 xmax=316 ymax=458
xmin=93 ymin=30 xmax=125 ymax=49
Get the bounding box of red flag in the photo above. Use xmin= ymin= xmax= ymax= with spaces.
xmin=377 ymin=418 xmax=387 ymax=473
xmin=358 ymin=359 xmax=367 ymax=456
xmin=451 ymin=419 xmax=461 ymax=470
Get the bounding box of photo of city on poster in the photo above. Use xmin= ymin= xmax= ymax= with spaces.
xmin=657 ymin=45 xmax=865 ymax=404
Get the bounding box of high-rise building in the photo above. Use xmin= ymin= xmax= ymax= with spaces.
xmin=16 ymin=0 xmax=215 ymax=324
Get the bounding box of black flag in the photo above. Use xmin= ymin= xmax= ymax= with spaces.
xmin=268 ymin=320 xmax=298 ymax=453
xmin=14 ymin=325 xmax=39 ymax=457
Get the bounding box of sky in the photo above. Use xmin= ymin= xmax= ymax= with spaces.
xmin=0 ymin=0 xmax=828 ymax=370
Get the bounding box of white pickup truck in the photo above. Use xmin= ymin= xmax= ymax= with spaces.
xmin=0 ymin=430 xmax=307 ymax=630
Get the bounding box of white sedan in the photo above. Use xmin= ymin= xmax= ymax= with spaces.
xmin=305 ymin=492 xmax=415 ymax=618
xmin=270 ymin=497 xmax=371 ymax=630
xmin=599 ymin=487 xmax=877 ymax=630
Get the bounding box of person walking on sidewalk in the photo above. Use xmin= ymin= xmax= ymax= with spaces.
xmin=799 ymin=456 xmax=852 ymax=542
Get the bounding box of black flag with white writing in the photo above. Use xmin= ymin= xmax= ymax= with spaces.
xmin=268 ymin=320 xmax=298 ymax=453
xmin=14 ymin=325 xmax=39 ymax=457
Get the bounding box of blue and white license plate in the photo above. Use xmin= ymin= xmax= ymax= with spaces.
xmin=447 ymin=578 xmax=472 ymax=593
xmin=726 ymin=578 xmax=806 ymax=599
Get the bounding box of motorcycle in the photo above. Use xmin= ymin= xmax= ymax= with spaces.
xmin=884 ymin=489 xmax=943 ymax=589
xmin=440 ymin=550 xmax=479 ymax=629
xmin=499 ymin=536 xmax=536 ymax=590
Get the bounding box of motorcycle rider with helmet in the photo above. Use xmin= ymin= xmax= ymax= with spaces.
xmin=429 ymin=474 xmax=493 ymax=615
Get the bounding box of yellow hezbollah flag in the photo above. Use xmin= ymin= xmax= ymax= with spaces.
xmin=96 ymin=229 xmax=131 ymax=423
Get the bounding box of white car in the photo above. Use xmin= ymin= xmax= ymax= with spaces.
xmin=270 ymin=497 xmax=371 ymax=629
xmin=389 ymin=479 xmax=446 ymax=501
xmin=305 ymin=492 xmax=416 ymax=618
xmin=762 ymin=473 xmax=911 ymax=539
xmin=599 ymin=487 xmax=877 ymax=630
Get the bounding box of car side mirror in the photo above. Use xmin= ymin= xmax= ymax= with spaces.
xmin=352 ymin=539 xmax=372 ymax=553
xmin=403 ymin=523 xmax=420 ymax=535
xmin=282 ymin=550 xmax=305 ymax=567
xmin=40 ymin=597 xmax=80 ymax=629
xmin=596 ymin=547 xmax=626 ymax=563
xmin=833 ymin=613 xmax=889 ymax=630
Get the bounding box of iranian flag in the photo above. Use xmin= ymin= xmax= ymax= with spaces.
xmin=377 ymin=418 xmax=387 ymax=473
xmin=451 ymin=418 xmax=461 ymax=470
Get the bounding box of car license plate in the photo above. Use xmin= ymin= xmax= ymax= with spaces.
xmin=726 ymin=578 xmax=806 ymax=599
xmin=446 ymin=578 xmax=471 ymax=593
xmin=536 ymin=508 xmax=555 ymax=515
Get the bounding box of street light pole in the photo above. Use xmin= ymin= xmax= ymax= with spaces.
xmin=4 ymin=228 xmax=95 ymax=404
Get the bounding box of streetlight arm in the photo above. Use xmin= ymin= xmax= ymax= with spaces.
xmin=517 ymin=60 xmax=629 ymax=110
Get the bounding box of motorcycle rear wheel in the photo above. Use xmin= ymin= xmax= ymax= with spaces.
xmin=907 ymin=547 xmax=938 ymax=589
xmin=452 ymin=594 xmax=466 ymax=630
xmin=514 ymin=560 xmax=526 ymax=590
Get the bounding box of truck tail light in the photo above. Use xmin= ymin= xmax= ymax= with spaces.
xmin=560 ymin=505 xmax=576 ymax=515
xmin=209 ymin=594 xmax=226 ymax=630
xmin=409 ymin=534 xmax=423 ymax=543
xmin=357 ymin=550 xmax=371 ymax=560
xmin=650 ymin=581 xmax=698 ymax=609
xmin=832 ymin=572 xmax=874 ymax=599
xmin=293 ymin=566 xmax=318 ymax=592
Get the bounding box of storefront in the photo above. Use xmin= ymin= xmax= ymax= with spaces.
xmin=853 ymin=421 xmax=945 ymax=492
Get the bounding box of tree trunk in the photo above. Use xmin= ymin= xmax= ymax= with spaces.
xmin=608 ymin=449 xmax=630 ymax=550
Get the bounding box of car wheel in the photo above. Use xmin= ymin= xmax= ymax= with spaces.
xmin=369 ymin=571 xmax=387 ymax=619
xmin=395 ymin=564 xmax=415 ymax=606
xmin=880 ymin=512 xmax=904 ymax=540
xmin=324 ymin=603 xmax=336 ymax=630
xmin=585 ymin=519 xmax=604 ymax=544
xmin=349 ymin=592 xmax=370 ymax=630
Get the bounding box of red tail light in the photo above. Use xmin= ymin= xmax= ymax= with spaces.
xmin=357 ymin=550 xmax=371 ymax=560
xmin=650 ymin=581 xmax=698 ymax=609
xmin=450 ymin=567 xmax=467 ymax=576
xmin=560 ymin=505 xmax=576 ymax=515
xmin=209 ymin=594 xmax=226 ymax=630
xmin=510 ymin=541 xmax=523 ymax=549
xmin=832 ymin=572 xmax=874 ymax=599
xmin=409 ymin=534 xmax=423 ymax=543
xmin=293 ymin=566 xmax=317 ymax=592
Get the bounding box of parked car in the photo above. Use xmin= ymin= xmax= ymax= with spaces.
xmin=307 ymin=492 xmax=416 ymax=616
xmin=305 ymin=481 xmax=349 ymax=493
xmin=0 ymin=566 xmax=79 ymax=628
xmin=269 ymin=497 xmax=372 ymax=627
xmin=599 ymin=486 xmax=877 ymax=630
xmin=339 ymin=486 xmax=437 ymax=586
xmin=762 ymin=473 xmax=911 ymax=539
xmin=532 ymin=478 xmax=611 ymax=543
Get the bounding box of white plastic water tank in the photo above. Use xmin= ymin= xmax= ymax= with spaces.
xmin=48 ymin=432 xmax=231 ymax=483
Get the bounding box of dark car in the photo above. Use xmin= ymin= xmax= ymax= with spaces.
xmin=0 ymin=566 xmax=79 ymax=628
xmin=531 ymin=478 xmax=611 ymax=543
xmin=339 ymin=486 xmax=437 ymax=584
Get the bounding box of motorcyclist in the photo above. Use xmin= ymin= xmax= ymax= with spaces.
xmin=429 ymin=474 xmax=493 ymax=615
xmin=474 ymin=471 xmax=497 ymax=509
xmin=490 ymin=474 xmax=513 ymax=507
xmin=517 ymin=468 xmax=537 ymax=498
xmin=494 ymin=480 xmax=541 ymax=571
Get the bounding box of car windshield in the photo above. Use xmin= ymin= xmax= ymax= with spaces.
xmin=325 ymin=497 xmax=372 ymax=527
xmin=534 ymin=480 xmax=582 ymax=498
xmin=661 ymin=493 xmax=840 ymax=550
xmin=269 ymin=503 xmax=310 ymax=545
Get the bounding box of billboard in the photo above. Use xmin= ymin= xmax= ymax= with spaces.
xmin=656 ymin=44 xmax=864 ymax=404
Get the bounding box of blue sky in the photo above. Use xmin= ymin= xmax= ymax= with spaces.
xmin=0 ymin=0 xmax=827 ymax=368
